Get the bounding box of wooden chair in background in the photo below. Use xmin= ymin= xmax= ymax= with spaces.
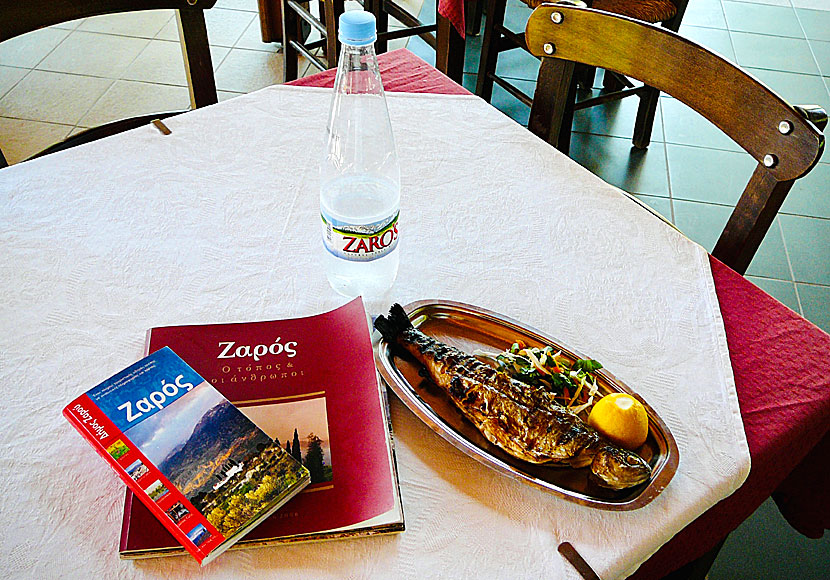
xmin=477 ymin=0 xmax=689 ymax=152
xmin=280 ymin=0 xmax=464 ymax=82
xmin=0 ymin=0 xmax=218 ymax=167
xmin=525 ymin=3 xmax=826 ymax=276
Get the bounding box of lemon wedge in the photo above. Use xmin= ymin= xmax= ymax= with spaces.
xmin=587 ymin=393 xmax=649 ymax=450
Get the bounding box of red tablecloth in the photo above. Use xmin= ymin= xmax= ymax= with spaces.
xmin=439 ymin=0 xmax=466 ymax=38
xmin=291 ymin=48 xmax=830 ymax=578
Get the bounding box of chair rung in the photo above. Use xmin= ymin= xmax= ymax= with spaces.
xmin=380 ymin=25 xmax=437 ymax=42
xmin=499 ymin=28 xmax=529 ymax=52
xmin=573 ymin=85 xmax=649 ymax=110
xmin=286 ymin=0 xmax=327 ymax=36
xmin=288 ymin=39 xmax=328 ymax=71
xmin=489 ymin=73 xmax=534 ymax=107
xmin=384 ymin=2 xmax=422 ymax=30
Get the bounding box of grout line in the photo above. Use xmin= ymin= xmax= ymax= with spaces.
xmin=775 ymin=217 xmax=804 ymax=314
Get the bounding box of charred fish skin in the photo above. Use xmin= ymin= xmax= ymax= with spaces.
xmin=375 ymin=304 xmax=652 ymax=490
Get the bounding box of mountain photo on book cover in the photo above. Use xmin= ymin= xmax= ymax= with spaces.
xmin=243 ymin=395 xmax=333 ymax=485
xmin=124 ymin=380 xmax=306 ymax=537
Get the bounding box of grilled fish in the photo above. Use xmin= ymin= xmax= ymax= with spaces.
xmin=375 ymin=304 xmax=652 ymax=490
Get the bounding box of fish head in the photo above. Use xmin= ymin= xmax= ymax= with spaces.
xmin=592 ymin=444 xmax=651 ymax=490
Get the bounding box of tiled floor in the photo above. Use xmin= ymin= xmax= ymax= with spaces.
xmin=1 ymin=0 xmax=829 ymax=577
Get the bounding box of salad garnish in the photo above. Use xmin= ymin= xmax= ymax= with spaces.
xmin=475 ymin=340 xmax=603 ymax=415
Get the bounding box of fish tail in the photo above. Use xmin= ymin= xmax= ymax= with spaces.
xmin=374 ymin=303 xmax=413 ymax=341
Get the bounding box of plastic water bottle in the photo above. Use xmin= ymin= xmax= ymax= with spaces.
xmin=320 ymin=11 xmax=400 ymax=299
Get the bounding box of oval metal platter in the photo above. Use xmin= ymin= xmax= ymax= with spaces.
xmin=375 ymin=300 xmax=679 ymax=511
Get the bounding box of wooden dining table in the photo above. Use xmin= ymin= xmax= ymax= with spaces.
xmin=296 ymin=50 xmax=830 ymax=579
xmin=295 ymin=50 xmax=830 ymax=579
xmin=0 ymin=48 xmax=827 ymax=580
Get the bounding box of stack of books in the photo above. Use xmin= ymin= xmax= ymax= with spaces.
xmin=64 ymin=298 xmax=404 ymax=566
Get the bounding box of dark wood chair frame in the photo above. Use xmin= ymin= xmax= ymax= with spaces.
xmin=476 ymin=0 xmax=689 ymax=152
xmin=526 ymin=3 xmax=826 ymax=277
xmin=0 ymin=0 xmax=218 ymax=167
xmin=281 ymin=0 xmax=465 ymax=82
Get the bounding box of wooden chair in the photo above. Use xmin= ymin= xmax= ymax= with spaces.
xmin=525 ymin=3 xmax=826 ymax=276
xmin=0 ymin=0 xmax=218 ymax=167
xmin=476 ymin=0 xmax=688 ymax=152
xmin=281 ymin=1 xmax=464 ymax=82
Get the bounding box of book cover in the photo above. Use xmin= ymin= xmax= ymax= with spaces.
xmin=64 ymin=347 xmax=310 ymax=566
xmin=120 ymin=298 xmax=404 ymax=559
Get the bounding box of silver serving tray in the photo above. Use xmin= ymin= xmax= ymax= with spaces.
xmin=375 ymin=300 xmax=679 ymax=511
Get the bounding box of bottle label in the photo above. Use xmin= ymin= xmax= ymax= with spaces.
xmin=321 ymin=211 xmax=399 ymax=262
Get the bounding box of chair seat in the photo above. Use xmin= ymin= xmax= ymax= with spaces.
xmin=520 ymin=0 xmax=677 ymax=23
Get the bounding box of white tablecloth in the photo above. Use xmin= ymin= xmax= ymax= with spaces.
xmin=0 ymin=86 xmax=750 ymax=579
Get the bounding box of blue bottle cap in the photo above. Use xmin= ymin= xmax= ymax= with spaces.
xmin=338 ymin=11 xmax=377 ymax=46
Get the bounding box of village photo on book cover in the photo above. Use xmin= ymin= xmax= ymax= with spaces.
xmin=123 ymin=378 xmax=307 ymax=537
xmin=240 ymin=395 xmax=333 ymax=486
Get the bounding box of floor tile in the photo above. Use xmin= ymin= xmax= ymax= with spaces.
xmin=51 ymin=19 xmax=87 ymax=31
xmin=205 ymin=8 xmax=258 ymax=47
xmin=811 ymin=39 xmax=830 ymax=77
xmin=779 ymin=214 xmax=830 ymax=284
xmin=572 ymin=91 xmax=664 ymax=142
xmin=494 ymin=47 xmax=540 ymax=82
xmin=746 ymin=276 xmax=801 ymax=312
xmin=78 ymin=80 xmax=192 ymax=128
xmin=0 ymin=70 xmax=114 ymax=125
xmin=214 ymin=48 xmax=284 ymax=93
xmin=682 ymin=0 xmax=728 ymax=29
xmin=731 ymin=32 xmax=821 ymax=75
xmin=218 ymin=90 xmax=245 ymax=102
xmin=728 ymin=0 xmax=792 ymax=6
xmin=666 ymin=144 xmax=756 ymax=205
xmin=723 ymin=1 xmax=803 ymax=38
xmin=215 ymin=0 xmax=260 ymax=11
xmin=672 ymin=200 xmax=790 ymax=279
xmin=678 ymin=25 xmax=737 ymax=62
xmin=791 ymin=0 xmax=830 ymax=10
xmin=122 ymin=40 xmax=230 ymax=86
xmin=710 ymin=497 xmax=830 ymax=580
xmin=0 ymin=66 xmax=28 ymax=100
xmin=569 ymin=133 xmax=670 ymax=196
xmin=78 ymin=10 xmax=173 ymax=38
xmin=744 ymin=67 xmax=830 ymax=111
xmin=0 ymin=27 xmax=70 ymax=68
xmin=503 ymin=0 xmax=532 ymax=32
xmin=489 ymin=78 xmax=536 ymax=126
xmin=660 ymin=97 xmax=742 ymax=152
xmin=0 ymin=117 xmax=73 ymax=164
xmin=632 ymin=194 xmax=673 ymax=222
xmin=37 ymin=31 xmax=150 ymax=79
xmin=781 ymin=162 xmax=830 ymax=219
xmin=796 ymin=8 xmax=830 ymax=42
xmin=796 ymin=283 xmax=830 ymax=333
xmin=234 ymin=18 xmax=281 ymax=52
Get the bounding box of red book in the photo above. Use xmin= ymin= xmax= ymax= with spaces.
xmin=64 ymin=347 xmax=309 ymax=566
xmin=119 ymin=298 xmax=404 ymax=559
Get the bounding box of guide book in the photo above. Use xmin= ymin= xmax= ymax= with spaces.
xmin=63 ymin=347 xmax=310 ymax=565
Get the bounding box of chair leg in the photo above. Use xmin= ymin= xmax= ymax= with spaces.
xmin=529 ymin=56 xmax=576 ymax=153
xmin=324 ymin=0 xmax=344 ymax=68
xmin=632 ymin=85 xmax=660 ymax=149
xmin=436 ymin=14 xmax=465 ymax=83
xmin=476 ymin=0 xmax=506 ymax=102
xmin=367 ymin=0 xmax=389 ymax=54
xmin=256 ymin=0 xmax=283 ymax=43
xmin=177 ymin=9 xmax=217 ymax=108
xmin=281 ymin=0 xmax=300 ymax=81
xmin=466 ymin=0 xmax=484 ymax=36
xmin=557 ymin=75 xmax=578 ymax=154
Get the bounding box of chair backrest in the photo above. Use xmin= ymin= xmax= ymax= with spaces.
xmin=525 ymin=3 xmax=826 ymax=274
xmin=0 ymin=0 xmax=218 ymax=165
